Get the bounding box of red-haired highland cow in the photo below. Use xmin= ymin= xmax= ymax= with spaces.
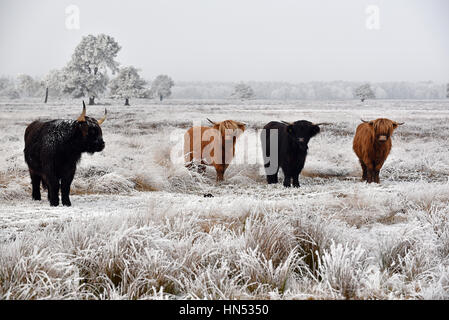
xmin=353 ymin=118 xmax=404 ymax=183
xmin=184 ymin=119 xmax=246 ymax=181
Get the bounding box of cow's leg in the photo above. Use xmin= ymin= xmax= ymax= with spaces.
xmin=216 ymin=165 xmax=225 ymax=182
xmin=266 ymin=173 xmax=278 ymax=184
xmin=29 ymin=170 xmax=41 ymax=201
xmin=365 ymin=162 xmax=375 ymax=183
xmin=292 ymin=174 xmax=300 ymax=188
xmin=266 ymin=165 xmax=279 ymax=184
xmin=61 ymin=167 xmax=76 ymax=207
xmin=373 ymin=170 xmax=380 ymax=184
xmin=283 ymin=175 xmax=292 ymax=187
xmin=265 ymin=161 xmax=279 ymax=184
xmin=359 ymin=160 xmax=367 ymax=181
xmin=44 ymin=172 xmax=60 ymax=206
xmin=217 ymin=164 xmax=229 ymax=182
xmin=374 ymin=162 xmax=384 ymax=184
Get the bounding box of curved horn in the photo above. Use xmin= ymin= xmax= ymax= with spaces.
xmin=281 ymin=121 xmax=292 ymax=125
xmin=77 ymin=101 xmax=87 ymax=122
xmin=207 ymin=118 xmax=216 ymax=125
xmin=360 ymin=119 xmax=369 ymax=123
xmin=313 ymin=122 xmax=332 ymax=126
xmin=97 ymin=109 xmax=107 ymax=126
xmin=395 ymin=121 xmax=405 ymax=126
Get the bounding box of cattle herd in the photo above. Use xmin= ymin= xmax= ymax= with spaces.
xmin=23 ymin=101 xmax=404 ymax=206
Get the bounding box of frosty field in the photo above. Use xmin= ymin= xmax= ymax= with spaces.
xmin=1 ymin=99 xmax=449 ymax=300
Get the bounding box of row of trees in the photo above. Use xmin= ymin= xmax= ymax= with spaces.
xmin=3 ymin=73 xmax=447 ymax=102
xmin=0 ymin=34 xmax=175 ymax=105
xmin=228 ymin=82 xmax=374 ymax=101
xmin=172 ymin=81 xmax=448 ymax=100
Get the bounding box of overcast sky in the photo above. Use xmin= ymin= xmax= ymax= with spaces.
xmin=0 ymin=0 xmax=448 ymax=82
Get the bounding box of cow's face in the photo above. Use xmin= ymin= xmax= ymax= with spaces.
xmin=76 ymin=102 xmax=107 ymax=154
xmin=364 ymin=118 xmax=404 ymax=143
xmin=287 ymin=120 xmax=320 ymax=144
xmin=80 ymin=117 xmax=105 ymax=153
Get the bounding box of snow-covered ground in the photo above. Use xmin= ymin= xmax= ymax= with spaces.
xmin=1 ymin=99 xmax=449 ymax=299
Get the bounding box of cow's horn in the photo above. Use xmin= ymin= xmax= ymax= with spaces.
xmin=207 ymin=118 xmax=216 ymax=125
xmin=313 ymin=122 xmax=331 ymax=126
xmin=281 ymin=121 xmax=292 ymax=125
xmin=395 ymin=121 xmax=405 ymax=126
xmin=77 ymin=101 xmax=87 ymax=122
xmin=98 ymin=109 xmax=107 ymax=125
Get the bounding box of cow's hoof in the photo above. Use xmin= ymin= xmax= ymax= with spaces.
xmin=62 ymin=200 xmax=72 ymax=207
xmin=32 ymin=195 xmax=41 ymax=201
xmin=293 ymin=184 xmax=300 ymax=188
xmin=49 ymin=198 xmax=59 ymax=206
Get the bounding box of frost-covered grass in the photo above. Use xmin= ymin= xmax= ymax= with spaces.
xmin=1 ymin=98 xmax=449 ymax=299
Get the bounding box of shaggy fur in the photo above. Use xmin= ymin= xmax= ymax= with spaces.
xmin=261 ymin=120 xmax=321 ymax=187
xmin=353 ymin=118 xmax=403 ymax=183
xmin=184 ymin=120 xmax=246 ymax=181
xmin=24 ymin=104 xmax=106 ymax=206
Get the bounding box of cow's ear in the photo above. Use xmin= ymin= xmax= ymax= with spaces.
xmin=392 ymin=121 xmax=404 ymax=129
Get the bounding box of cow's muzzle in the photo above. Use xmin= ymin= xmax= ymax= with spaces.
xmin=92 ymin=139 xmax=105 ymax=152
xmin=378 ymin=135 xmax=387 ymax=142
xmin=98 ymin=140 xmax=105 ymax=151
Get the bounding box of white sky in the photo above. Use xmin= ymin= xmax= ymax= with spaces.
xmin=0 ymin=0 xmax=448 ymax=82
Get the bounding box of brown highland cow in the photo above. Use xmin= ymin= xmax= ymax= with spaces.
xmin=184 ymin=119 xmax=246 ymax=181
xmin=353 ymin=118 xmax=404 ymax=183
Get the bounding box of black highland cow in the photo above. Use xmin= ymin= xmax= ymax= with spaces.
xmin=261 ymin=120 xmax=327 ymax=187
xmin=24 ymin=101 xmax=107 ymax=206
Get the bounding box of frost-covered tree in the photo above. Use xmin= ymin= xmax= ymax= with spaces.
xmin=2 ymin=87 xmax=21 ymax=99
xmin=231 ymin=82 xmax=254 ymax=100
xmin=150 ymin=75 xmax=174 ymax=101
xmin=62 ymin=34 xmax=121 ymax=105
xmin=17 ymin=74 xmax=43 ymax=97
xmin=0 ymin=77 xmax=13 ymax=92
xmin=354 ymin=83 xmax=375 ymax=102
xmin=0 ymin=77 xmax=20 ymax=99
xmin=109 ymin=66 xmax=147 ymax=106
